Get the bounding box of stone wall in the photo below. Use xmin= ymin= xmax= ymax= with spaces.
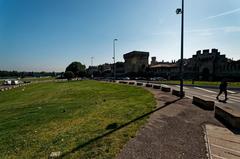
xmin=123 ymin=51 xmax=149 ymax=74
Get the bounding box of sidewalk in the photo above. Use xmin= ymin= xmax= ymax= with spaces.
xmin=117 ymin=87 xmax=223 ymax=159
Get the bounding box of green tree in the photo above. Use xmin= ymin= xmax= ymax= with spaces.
xmin=65 ymin=62 xmax=86 ymax=77
xmin=64 ymin=71 xmax=75 ymax=80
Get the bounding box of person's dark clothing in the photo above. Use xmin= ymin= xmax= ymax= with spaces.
xmin=217 ymin=81 xmax=228 ymax=101
xmin=219 ymin=81 xmax=227 ymax=91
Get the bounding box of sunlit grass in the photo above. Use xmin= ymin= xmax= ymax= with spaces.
xmin=0 ymin=80 xmax=155 ymax=158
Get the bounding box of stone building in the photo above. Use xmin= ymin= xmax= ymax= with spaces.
xmin=185 ymin=49 xmax=240 ymax=81
xmin=149 ymin=57 xmax=178 ymax=79
xmin=115 ymin=62 xmax=125 ymax=76
xmin=123 ymin=51 xmax=149 ymax=74
xmin=148 ymin=49 xmax=240 ymax=81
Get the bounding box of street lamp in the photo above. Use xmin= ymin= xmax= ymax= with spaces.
xmin=91 ymin=56 xmax=94 ymax=66
xmin=113 ymin=39 xmax=118 ymax=80
xmin=176 ymin=0 xmax=184 ymax=98
xmin=91 ymin=56 xmax=94 ymax=78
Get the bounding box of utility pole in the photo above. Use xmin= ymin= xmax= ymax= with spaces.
xmin=91 ymin=56 xmax=94 ymax=66
xmin=176 ymin=0 xmax=184 ymax=98
xmin=113 ymin=39 xmax=118 ymax=80
xmin=91 ymin=56 xmax=94 ymax=79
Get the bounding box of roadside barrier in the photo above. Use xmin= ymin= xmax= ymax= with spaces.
xmin=192 ymin=96 xmax=214 ymax=110
xmin=153 ymin=85 xmax=161 ymax=89
xmin=172 ymin=89 xmax=185 ymax=97
xmin=145 ymin=83 xmax=152 ymax=87
xmin=136 ymin=82 xmax=143 ymax=86
xmin=161 ymin=86 xmax=171 ymax=92
xmin=215 ymin=105 xmax=240 ymax=129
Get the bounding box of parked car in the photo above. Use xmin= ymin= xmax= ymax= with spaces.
xmin=3 ymin=80 xmax=11 ymax=85
xmin=11 ymin=80 xmax=19 ymax=85
xmin=122 ymin=77 xmax=130 ymax=80
xmin=150 ymin=77 xmax=166 ymax=81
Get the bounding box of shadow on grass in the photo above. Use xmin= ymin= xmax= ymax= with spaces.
xmin=60 ymin=98 xmax=182 ymax=158
xmin=106 ymin=123 xmax=118 ymax=130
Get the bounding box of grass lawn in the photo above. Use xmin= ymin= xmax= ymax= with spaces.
xmin=0 ymin=80 xmax=155 ymax=159
xmin=159 ymin=80 xmax=240 ymax=87
xmin=22 ymin=76 xmax=55 ymax=82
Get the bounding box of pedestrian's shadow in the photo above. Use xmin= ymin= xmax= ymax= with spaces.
xmin=60 ymin=98 xmax=182 ymax=158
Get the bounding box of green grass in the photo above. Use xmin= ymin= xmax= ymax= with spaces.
xmin=159 ymin=80 xmax=240 ymax=87
xmin=0 ymin=80 xmax=155 ymax=159
xmin=22 ymin=76 xmax=55 ymax=82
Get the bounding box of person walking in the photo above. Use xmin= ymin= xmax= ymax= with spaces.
xmin=216 ymin=80 xmax=228 ymax=101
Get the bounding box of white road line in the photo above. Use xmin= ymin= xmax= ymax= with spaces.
xmin=229 ymin=96 xmax=240 ymax=100
xmin=201 ymin=94 xmax=217 ymax=100
xmin=200 ymin=95 xmax=235 ymax=104
xmin=227 ymin=90 xmax=237 ymax=93
xmin=186 ymin=95 xmax=192 ymax=99
xmin=175 ymin=85 xmax=189 ymax=89
xmin=228 ymin=98 xmax=240 ymax=103
xmin=211 ymin=154 xmax=227 ymax=159
xmin=161 ymin=84 xmax=170 ymax=87
xmin=194 ymin=87 xmax=217 ymax=94
xmin=211 ymin=143 xmax=240 ymax=155
xmin=227 ymin=90 xmax=236 ymax=94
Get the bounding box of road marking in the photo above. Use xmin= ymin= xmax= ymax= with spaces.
xmin=229 ymin=96 xmax=240 ymax=100
xmin=227 ymin=90 xmax=236 ymax=94
xmin=228 ymin=98 xmax=240 ymax=103
xmin=201 ymin=94 xmax=217 ymax=100
xmin=175 ymin=85 xmax=189 ymax=89
xmin=194 ymin=87 xmax=217 ymax=94
xmin=200 ymin=95 xmax=235 ymax=104
xmin=186 ymin=95 xmax=192 ymax=99
xmin=211 ymin=143 xmax=240 ymax=154
xmin=211 ymin=154 xmax=227 ymax=159
xmin=161 ymin=84 xmax=170 ymax=87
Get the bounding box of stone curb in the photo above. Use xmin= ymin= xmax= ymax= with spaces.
xmin=145 ymin=83 xmax=152 ymax=87
xmin=215 ymin=106 xmax=240 ymax=129
xmin=136 ymin=82 xmax=143 ymax=86
xmin=192 ymin=96 xmax=214 ymax=111
xmin=161 ymin=86 xmax=171 ymax=92
xmin=172 ymin=89 xmax=185 ymax=97
xmin=153 ymin=85 xmax=161 ymax=89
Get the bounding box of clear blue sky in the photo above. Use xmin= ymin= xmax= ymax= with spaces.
xmin=0 ymin=0 xmax=240 ymax=72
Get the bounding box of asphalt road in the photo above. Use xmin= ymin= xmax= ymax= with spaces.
xmin=134 ymin=80 xmax=240 ymax=112
xmin=162 ymin=84 xmax=239 ymax=110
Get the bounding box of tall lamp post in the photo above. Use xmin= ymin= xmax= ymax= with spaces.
xmin=176 ymin=0 xmax=184 ymax=98
xmin=113 ymin=39 xmax=118 ymax=80
xmin=91 ymin=56 xmax=94 ymax=78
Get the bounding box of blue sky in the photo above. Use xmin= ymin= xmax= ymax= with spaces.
xmin=0 ymin=0 xmax=240 ymax=72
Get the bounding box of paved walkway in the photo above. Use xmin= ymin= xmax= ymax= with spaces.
xmin=117 ymin=87 xmax=223 ymax=159
xmin=205 ymin=124 xmax=240 ymax=159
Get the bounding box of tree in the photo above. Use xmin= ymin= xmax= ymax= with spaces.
xmin=64 ymin=71 xmax=74 ymax=80
xmin=65 ymin=62 xmax=86 ymax=77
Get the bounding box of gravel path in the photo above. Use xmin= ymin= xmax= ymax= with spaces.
xmin=117 ymin=88 xmax=223 ymax=159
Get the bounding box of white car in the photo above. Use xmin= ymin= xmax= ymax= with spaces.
xmin=11 ymin=80 xmax=19 ymax=85
xmin=3 ymin=80 xmax=12 ymax=85
xmin=122 ymin=77 xmax=130 ymax=80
